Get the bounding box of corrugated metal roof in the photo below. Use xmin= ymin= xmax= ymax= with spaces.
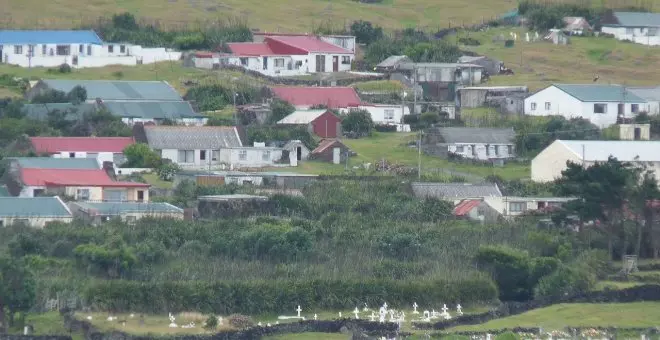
xmin=0 ymin=197 xmax=72 ymax=217
xmin=628 ymin=86 xmax=660 ymax=101
xmin=0 ymin=185 xmax=10 ymax=197
xmin=267 ymin=36 xmax=352 ymax=54
xmin=23 ymin=103 xmax=96 ymax=121
xmin=21 ymin=168 xmax=150 ymax=187
xmin=39 ymin=80 xmax=183 ymax=101
xmin=103 ymin=101 xmax=202 ymax=119
xmin=198 ymin=194 xmax=268 ymax=201
xmin=433 ymin=127 xmax=515 ymax=144
xmin=228 ymin=42 xmax=282 ymax=56
xmin=553 ymin=84 xmax=646 ymax=103
xmin=277 ymin=110 xmax=327 ymax=124
xmin=0 ymin=30 xmax=103 ymax=44
xmin=453 ymin=199 xmax=482 ymax=216
xmin=377 ymin=55 xmax=410 ymax=68
xmin=73 ymin=201 xmax=183 ymax=215
xmin=411 ymin=182 xmax=502 ymax=199
xmin=11 ymin=157 xmax=100 ymax=169
xmin=271 ymin=86 xmax=362 ymax=108
xmin=610 ymin=12 xmax=660 ymax=27
xmin=30 ymin=137 xmax=134 ymax=154
xmin=558 ymin=140 xmax=660 ymax=162
xmin=144 ymin=126 xmax=242 ymax=149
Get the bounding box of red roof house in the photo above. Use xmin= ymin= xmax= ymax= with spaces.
xmin=30 ymin=137 xmax=135 ymax=154
xmin=271 ymin=86 xmax=362 ymax=109
xmin=277 ymin=109 xmax=342 ymax=138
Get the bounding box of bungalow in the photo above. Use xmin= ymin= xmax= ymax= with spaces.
xmin=563 ymin=17 xmax=592 ymax=35
xmin=70 ymin=201 xmax=184 ymax=225
xmin=531 ymin=140 xmax=660 ymax=183
xmin=483 ymin=196 xmax=575 ymax=217
xmin=29 ymin=136 xmax=134 ymax=166
xmin=143 ymin=126 xmax=296 ymax=169
xmin=628 ymin=86 xmax=660 ymax=115
xmin=0 ymin=196 xmax=72 ymax=228
xmin=0 ymin=30 xmax=181 ymax=68
xmin=277 ymin=109 xmax=342 ymax=138
xmin=422 ymin=127 xmax=516 ymax=161
xmin=601 ymin=12 xmax=660 ymax=46
xmin=310 ymin=139 xmax=352 ymax=164
xmin=524 ymin=84 xmax=646 ymax=128
xmin=346 ymin=104 xmax=411 ymax=129
xmin=453 ymin=198 xmax=501 ymax=223
xmin=253 ymin=32 xmax=356 ymax=53
xmin=25 ymin=79 xmax=206 ymax=126
xmin=410 ymin=182 xmax=502 ymax=205
xmin=271 ymin=86 xmax=362 ymax=110
xmin=212 ymin=35 xmax=354 ymax=77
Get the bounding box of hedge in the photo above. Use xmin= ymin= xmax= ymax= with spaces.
xmin=81 ymin=278 xmax=497 ymax=314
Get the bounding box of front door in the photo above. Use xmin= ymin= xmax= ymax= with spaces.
xmin=316 ymin=55 xmax=325 ymax=72
xmin=634 ymin=127 xmax=642 ymax=140
xmin=137 ymin=190 xmax=145 ymax=202
xmin=332 ymin=56 xmax=339 ymax=72
xmin=618 ymin=103 xmax=624 ymax=116
xmin=263 ymin=56 xmax=268 ymax=70
xmin=296 ymin=147 xmax=302 ymax=161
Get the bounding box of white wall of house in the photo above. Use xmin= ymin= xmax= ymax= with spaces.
xmin=531 ymin=141 xmax=584 ymax=183
xmin=601 ymin=26 xmax=660 ymax=45
xmin=19 ymin=186 xmax=47 ymax=198
xmin=524 ymin=85 xmax=645 ymax=128
xmin=121 ymin=117 xmax=207 ymax=126
xmin=308 ymin=53 xmax=353 ymax=73
xmin=484 ymin=196 xmax=570 ymax=217
xmin=342 ymin=105 xmax=411 ymax=125
xmin=217 ymin=55 xmax=308 ymax=77
xmin=161 ymin=147 xmax=291 ymax=169
xmin=0 ymin=216 xmax=72 ymax=228
xmin=448 ymin=143 xmax=515 ymax=161
xmin=641 ymin=100 xmax=660 ymax=115
xmin=52 ymin=151 xmax=111 ymax=165
xmin=1 ymin=42 xmax=180 ymax=68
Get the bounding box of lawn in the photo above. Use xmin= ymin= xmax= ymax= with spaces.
xmin=447 ymin=302 xmax=660 ymax=332
xmin=10 ymin=312 xmax=84 ymax=340
xmin=73 ymin=312 xmax=232 ymax=335
xmin=352 ymin=80 xmax=405 ymax=93
xmin=142 ymin=173 xmax=174 ymax=190
xmin=264 ymin=333 xmax=347 ymax=340
xmin=459 ymin=27 xmax=660 ymax=91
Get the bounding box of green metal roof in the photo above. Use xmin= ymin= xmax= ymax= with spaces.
xmin=23 ymin=103 xmax=97 ymax=121
xmin=553 ymin=84 xmax=646 ymax=103
xmin=103 ymin=101 xmax=203 ymax=119
xmin=609 ymin=12 xmax=660 ymax=28
xmin=74 ymin=202 xmax=184 ymax=215
xmin=10 ymin=157 xmax=100 ymax=169
xmin=39 ymin=79 xmax=183 ymax=101
xmin=0 ymin=197 xmax=72 ymax=217
xmin=0 ymin=185 xmax=10 ymax=197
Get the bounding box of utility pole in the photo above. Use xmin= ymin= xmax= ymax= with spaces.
xmin=233 ymin=92 xmax=238 ymax=125
xmin=418 ymin=129 xmax=422 ymax=179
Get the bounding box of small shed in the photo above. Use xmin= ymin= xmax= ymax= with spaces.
xmin=282 ymin=140 xmax=310 ymax=161
xmin=311 ymin=139 xmax=352 ymax=164
xmin=563 ymin=17 xmax=592 ymax=35
xmin=457 ymin=56 xmax=503 ymax=76
xmin=277 ymin=110 xmax=342 ymax=139
xmin=544 ymin=30 xmax=570 ymax=45
xmin=456 ymin=86 xmax=528 ymax=109
xmin=375 ymin=55 xmax=412 ymax=72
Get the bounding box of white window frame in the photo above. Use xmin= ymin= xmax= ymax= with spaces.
xmin=455 ymin=145 xmax=464 ymax=153
xmin=14 ymin=45 xmax=22 ymax=54
xmin=341 ymin=56 xmax=351 ymax=65
xmin=274 ymin=58 xmax=285 ymax=68
xmin=631 ymin=104 xmax=639 ymax=113
xmin=530 ymin=102 xmax=537 ymax=111
xmin=212 ymin=149 xmax=219 ymax=161
xmin=544 ymin=102 xmax=551 ymax=110
xmin=77 ymin=188 xmax=90 ymax=201
xmin=239 ymin=150 xmax=247 ymax=161
xmin=384 ymin=109 xmax=395 ymax=120
xmin=593 ymin=103 xmax=607 ymax=114
xmin=178 ymin=150 xmax=194 ymax=163
xmin=626 ymin=27 xmax=634 ymax=35
xmin=509 ymin=202 xmax=526 ymax=213
xmin=262 ymin=150 xmax=271 ymax=161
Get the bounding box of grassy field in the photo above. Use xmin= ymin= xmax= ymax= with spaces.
xmin=74 ymin=312 xmax=233 ymax=335
xmin=10 ymin=312 xmax=84 ymax=340
xmin=448 ymin=302 xmax=660 ymax=331
xmin=461 ymin=27 xmax=660 ymax=91
xmin=265 ymin=333 xmax=348 ymax=340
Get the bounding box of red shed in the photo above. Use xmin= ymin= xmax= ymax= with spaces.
xmin=277 ymin=109 xmax=342 ymax=138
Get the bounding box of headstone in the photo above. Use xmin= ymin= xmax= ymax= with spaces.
xmin=314 ymin=314 xmax=318 ymax=320
xmin=86 ymin=316 xmax=93 ymax=320
xmin=456 ymin=304 xmax=463 ymax=316
xmin=23 ymin=326 xmax=29 ymax=335
xmin=130 ymin=314 xmax=135 ymax=318
xmin=168 ymin=313 xmax=178 ymax=328
xmin=353 ymin=307 xmax=360 ymax=319
xmin=257 ymin=322 xmax=262 ymax=327
xmin=275 ymin=321 xmax=279 ymax=325
xmin=535 ymin=32 xmax=540 ymax=41
xmin=441 ymin=304 xmax=451 ymax=320
xmin=486 ymin=333 xmax=492 ymax=340
xmin=526 ymin=32 xmax=530 ymax=42
xmin=412 ymin=302 xmax=419 ymax=314
xmin=431 ymin=309 xmax=437 ymax=319
xmin=378 ymin=308 xmax=386 ymax=323
xmin=363 ymin=303 xmax=369 ymax=312
xmin=338 ymin=312 xmax=342 ymax=318
xmin=423 ymin=310 xmax=431 ymax=321
xmin=267 ymin=323 xmax=271 ymax=327
xmin=383 ymin=302 xmax=388 ymax=310
xmin=296 ymin=305 xmax=302 ymax=318
xmin=370 ymin=312 xmax=376 ymax=322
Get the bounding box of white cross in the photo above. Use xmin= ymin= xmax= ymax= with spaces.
xmin=353 ymin=307 xmax=360 ymax=319
xmin=412 ymin=302 xmax=419 ymax=313
xmin=296 ymin=305 xmax=302 ymax=318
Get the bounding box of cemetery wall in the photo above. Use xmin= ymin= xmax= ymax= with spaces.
xmin=414 ymin=284 xmax=660 ymax=330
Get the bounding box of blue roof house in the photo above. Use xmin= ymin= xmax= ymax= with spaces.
xmin=0 ymin=29 xmax=181 ymax=68
xmin=0 ymin=196 xmax=73 ymax=228
xmin=524 ymin=84 xmax=647 ymax=128
xmin=601 ymin=12 xmax=660 ymax=46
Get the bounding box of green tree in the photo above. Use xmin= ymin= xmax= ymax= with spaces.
xmin=30 ymin=89 xmax=68 ymax=104
xmin=268 ymin=99 xmax=295 ymax=124
xmin=628 ymin=169 xmax=660 ymax=257
xmin=350 ymin=20 xmax=384 ymax=45
xmin=73 ymin=236 xmax=137 ymax=279
xmin=403 ymin=41 xmax=462 ymax=63
xmin=342 ymin=109 xmax=373 ymax=138
xmin=475 ymin=245 xmax=532 ymax=301
xmin=123 ymin=143 xmax=162 ymax=168
xmin=0 ymin=256 xmax=36 ymax=330
xmin=67 ymin=85 xmax=88 ymax=105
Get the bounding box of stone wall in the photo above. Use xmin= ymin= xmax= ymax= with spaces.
xmin=0 ymin=337 xmax=72 ymax=340
xmin=218 ymin=64 xmax=387 ymax=86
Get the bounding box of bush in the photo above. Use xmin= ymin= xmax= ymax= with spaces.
xmin=156 ymin=162 xmax=180 ymax=181
xmin=534 ymin=264 xmax=596 ymax=298
xmin=342 ymin=109 xmax=373 ymax=138
xmin=458 ymin=37 xmax=481 ymax=46
xmin=475 ymin=245 xmax=532 ymax=301
xmin=227 ymin=314 xmax=254 ymax=329
xmin=58 ymin=63 xmax=72 ymax=74
xmin=204 ymin=314 xmax=218 ymax=331
xmin=374 ymin=124 xmax=397 ymax=132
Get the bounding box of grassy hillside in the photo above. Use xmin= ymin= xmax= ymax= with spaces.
xmin=460 ymin=27 xmax=660 ymax=91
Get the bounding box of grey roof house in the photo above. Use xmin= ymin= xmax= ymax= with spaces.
xmin=70 ymin=201 xmax=184 ymax=225
xmin=0 ymin=196 xmax=73 ymax=228
xmin=375 ymin=55 xmax=412 ymax=72
xmin=601 ymin=12 xmax=660 ymax=46
xmin=628 ymin=86 xmax=660 ymax=115
xmin=422 ymin=127 xmax=516 ymax=161
xmin=411 ymin=182 xmax=502 ymax=202
xmin=101 ymin=101 xmax=206 ymax=125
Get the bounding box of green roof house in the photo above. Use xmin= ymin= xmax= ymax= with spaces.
xmin=0 ymin=196 xmax=73 ymax=228
xmin=524 ymin=84 xmax=647 ymax=128
xmin=70 ymin=201 xmax=184 ymax=225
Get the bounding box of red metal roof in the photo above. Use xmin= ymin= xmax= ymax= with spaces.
xmin=271 ymin=86 xmax=362 ymax=108
xmin=266 ymin=36 xmax=352 ymax=54
xmin=312 ymin=139 xmax=347 ymax=154
xmin=227 ymin=42 xmax=279 ymax=56
xmin=21 ymin=168 xmax=149 ymax=188
xmin=30 ymin=137 xmax=134 ymax=154
xmin=453 ymin=199 xmax=482 ymax=216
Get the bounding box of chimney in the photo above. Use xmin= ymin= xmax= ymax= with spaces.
xmin=132 ymin=123 xmax=147 ymax=143
xmin=103 ymin=161 xmax=117 ymax=180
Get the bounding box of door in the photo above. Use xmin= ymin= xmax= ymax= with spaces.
xmin=316 ymin=55 xmax=325 ymax=72
xmin=296 ymin=147 xmax=302 ymax=161
xmin=618 ymin=103 xmax=624 ymax=116
xmin=0 ymin=46 xmax=3 ymax=62
xmin=634 ymin=127 xmax=641 ymax=140
xmin=262 ymin=56 xmax=268 ymax=70
xmin=137 ymin=190 xmax=145 ymax=202
xmin=332 ymin=147 xmax=341 ymax=164
xmin=332 ymin=56 xmax=339 ymax=72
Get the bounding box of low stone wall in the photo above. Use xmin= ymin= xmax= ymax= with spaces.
xmin=0 ymin=337 xmax=72 ymax=340
xmin=219 ymin=64 xmax=387 ymax=86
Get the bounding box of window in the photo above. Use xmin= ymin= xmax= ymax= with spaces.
xmin=14 ymin=219 xmax=29 ymax=225
xmin=79 ymin=44 xmax=84 ymax=53
xmin=649 ymin=28 xmax=659 ymax=36
xmin=14 ymin=45 xmax=22 ymax=54
xmin=384 ymin=109 xmax=394 ymax=120
xmin=593 ymin=103 xmax=607 ymax=114
xmin=530 ymin=102 xmax=537 ymax=111
xmin=544 ymin=102 xmax=551 ymax=110
xmin=509 ymin=202 xmax=526 ymax=213
xmin=486 ymin=144 xmax=490 ymax=156
xmin=200 ymin=150 xmax=206 ymax=161
xmin=137 ymin=190 xmax=144 ymax=202
xmin=42 ymin=44 xmax=47 ymax=55
xmin=33 ymin=189 xmax=45 ymax=196
xmin=626 ymin=28 xmax=634 ymax=35
xmin=494 ymin=145 xmax=500 ymax=156
xmin=239 ymin=150 xmax=247 ymax=160
xmin=69 ymin=152 xmax=75 ymax=158
xmin=87 ymin=45 xmax=92 ymax=55
xmin=212 ymin=150 xmax=219 ymax=161
xmin=471 ymin=144 xmax=476 ymax=156
xmin=120 ymin=45 xmax=126 ymax=53
xmin=341 ymin=56 xmax=351 ymax=64
xmin=455 ymin=145 xmax=464 ymax=152
xmin=56 ymin=45 xmax=70 ymax=56
xmin=0 ymin=220 xmax=3 ymax=227
xmin=108 ymin=45 xmax=114 ymax=53
xmin=507 ymin=145 xmax=513 ymax=155
xmin=27 ymin=45 xmax=34 ymax=56
xmin=274 ymin=58 xmax=285 ymax=67
xmin=631 ymin=104 xmax=639 ymax=113
xmin=77 ymin=189 xmax=90 ymax=200
xmin=262 ymin=150 xmax=271 ymax=161
xmin=178 ymin=150 xmax=194 ymax=163
xmin=240 ymin=57 xmax=248 ymax=66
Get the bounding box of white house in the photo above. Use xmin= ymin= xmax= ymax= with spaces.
xmin=29 ymin=136 xmax=134 ymax=166
xmin=524 ymin=84 xmax=646 ymax=128
xmin=253 ymin=33 xmax=356 ymax=53
xmin=423 ymin=127 xmax=516 ymax=161
xmin=628 ymin=86 xmax=660 ymax=114
xmin=0 ymin=30 xmax=181 ymax=68
xmin=531 ymin=139 xmax=660 ymax=183
xmin=194 ymin=35 xmax=354 ymax=77
xmin=143 ymin=126 xmax=297 ymax=169
xmin=344 ymin=104 xmax=411 ymax=131
xmin=601 ymin=12 xmax=660 ymax=46
xmin=483 ymin=196 xmax=575 ymax=217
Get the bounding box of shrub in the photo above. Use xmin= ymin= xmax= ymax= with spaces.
xmin=475 ymin=245 xmax=532 ymax=301
xmin=342 ymin=109 xmax=374 ymax=138
xmin=157 ymin=162 xmax=180 ymax=181
xmin=458 ymin=37 xmax=481 ymax=46
xmin=204 ymin=314 xmax=218 ymax=331
xmin=374 ymin=124 xmax=397 ymax=132
xmin=227 ymin=314 xmax=254 ymax=329
xmin=534 ymin=264 xmax=596 ymax=298
xmin=58 ymin=63 xmax=72 ymax=73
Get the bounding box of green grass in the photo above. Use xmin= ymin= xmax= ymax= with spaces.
xmin=448 ymin=302 xmax=660 ymax=332
xmin=74 ymin=312 xmax=232 ymax=335
xmin=458 ymin=27 xmax=660 ymax=91
xmin=352 ymin=80 xmax=405 ymax=93
xmin=10 ymin=312 xmax=84 ymax=340
xmin=264 ymin=333 xmax=348 ymax=340
xmin=593 ymin=280 xmax=645 ymax=291
xmin=143 ymin=173 xmax=174 ymax=189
